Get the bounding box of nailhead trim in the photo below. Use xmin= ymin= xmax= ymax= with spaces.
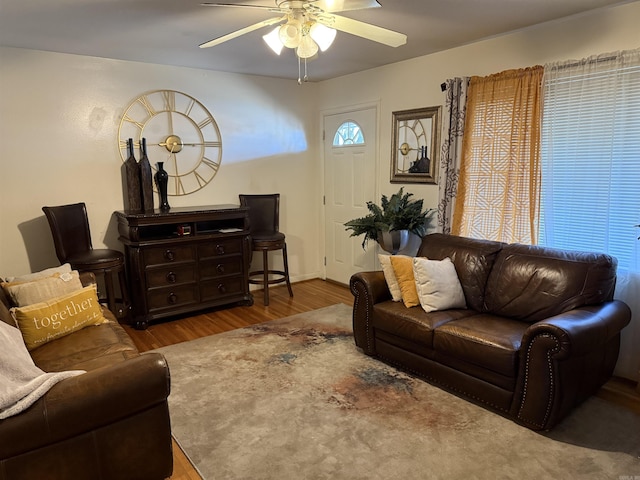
xmin=350 ymin=280 xmax=372 ymax=353
xmin=517 ymin=333 xmax=560 ymax=429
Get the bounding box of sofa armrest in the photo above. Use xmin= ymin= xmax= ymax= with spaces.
xmin=523 ymin=300 xmax=631 ymax=359
xmin=0 ymin=352 xmax=171 ymax=459
xmin=350 ymin=271 xmax=391 ymax=354
xmin=513 ymin=300 xmax=631 ymax=430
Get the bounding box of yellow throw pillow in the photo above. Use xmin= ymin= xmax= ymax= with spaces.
xmin=389 ymin=255 xmax=420 ymax=308
xmin=2 ymin=271 xmax=83 ymax=307
xmin=11 ymin=285 xmax=109 ymax=351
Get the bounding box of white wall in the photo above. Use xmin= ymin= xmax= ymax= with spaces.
xmin=0 ymin=49 xmax=322 ymax=282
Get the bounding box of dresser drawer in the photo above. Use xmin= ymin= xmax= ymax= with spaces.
xmin=146 ymin=264 xmax=196 ymax=288
xmin=144 ymin=245 xmax=195 ymax=266
xmin=200 ymin=256 xmax=243 ymax=280
xmin=199 ymin=238 xmax=243 ymax=258
xmin=147 ymin=284 xmax=198 ymax=311
xmin=200 ymin=277 xmax=243 ymax=301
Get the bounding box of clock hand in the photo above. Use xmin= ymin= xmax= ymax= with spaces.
xmin=157 ymin=141 xmax=219 ymax=147
xmin=167 ymin=110 xmax=174 ymax=137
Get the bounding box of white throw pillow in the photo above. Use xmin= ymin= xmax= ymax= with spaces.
xmin=5 ymin=264 xmax=72 ymax=283
xmin=2 ymin=271 xmax=83 ymax=307
xmin=378 ymin=254 xmax=403 ymax=302
xmin=413 ymin=257 xmax=467 ymax=313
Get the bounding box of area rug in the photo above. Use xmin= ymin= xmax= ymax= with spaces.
xmin=154 ymin=304 xmax=640 ymax=480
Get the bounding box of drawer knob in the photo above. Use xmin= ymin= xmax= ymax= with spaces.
xmin=216 ymin=264 xmax=225 ymax=274
xmin=216 ymin=244 xmax=225 ymax=255
xmin=166 ymin=272 xmax=177 ymax=283
xmin=168 ymin=293 xmax=178 ymax=305
xmin=164 ymin=250 xmax=175 ymax=261
xmin=218 ymin=283 xmax=226 ymax=294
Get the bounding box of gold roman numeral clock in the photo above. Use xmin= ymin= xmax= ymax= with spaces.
xmin=118 ymin=90 xmax=222 ymax=196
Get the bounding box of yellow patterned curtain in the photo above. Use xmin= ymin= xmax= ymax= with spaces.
xmin=452 ymin=66 xmax=543 ymax=244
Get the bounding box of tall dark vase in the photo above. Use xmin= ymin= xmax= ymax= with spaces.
xmin=139 ymin=138 xmax=154 ymax=212
xmin=123 ymin=138 xmax=142 ymax=212
xmin=155 ymin=162 xmax=170 ymax=212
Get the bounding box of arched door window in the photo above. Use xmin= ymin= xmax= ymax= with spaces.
xmin=332 ymin=121 xmax=365 ymax=146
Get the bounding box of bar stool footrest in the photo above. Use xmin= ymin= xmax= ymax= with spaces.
xmin=248 ymin=270 xmax=288 ymax=286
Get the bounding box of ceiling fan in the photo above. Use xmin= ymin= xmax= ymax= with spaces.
xmin=198 ymin=0 xmax=407 ymax=82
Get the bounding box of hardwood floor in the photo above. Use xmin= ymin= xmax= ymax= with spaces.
xmin=121 ymin=279 xmax=639 ymax=480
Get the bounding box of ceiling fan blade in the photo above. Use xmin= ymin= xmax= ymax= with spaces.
xmin=319 ymin=13 xmax=406 ymax=47
xmin=199 ymin=16 xmax=283 ymax=48
xmin=200 ymin=3 xmax=276 ymax=11
xmin=312 ymin=0 xmax=380 ymax=13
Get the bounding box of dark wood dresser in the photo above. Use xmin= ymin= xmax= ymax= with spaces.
xmin=115 ymin=205 xmax=253 ymax=329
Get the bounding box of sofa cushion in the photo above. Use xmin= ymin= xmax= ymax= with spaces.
xmin=413 ymin=257 xmax=467 ymax=313
xmin=484 ymin=244 xmax=618 ymax=323
xmin=373 ymin=301 xmax=475 ymax=350
xmin=30 ymin=310 xmax=138 ymax=372
xmin=417 ymin=234 xmax=504 ymax=312
xmin=433 ymin=314 xmax=528 ymax=379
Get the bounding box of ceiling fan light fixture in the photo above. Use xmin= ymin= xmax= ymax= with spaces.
xmin=296 ymin=34 xmax=319 ymax=59
xmin=263 ymin=27 xmax=284 ymax=55
xmin=279 ymin=18 xmax=302 ymax=48
xmin=309 ymin=22 xmax=336 ymax=52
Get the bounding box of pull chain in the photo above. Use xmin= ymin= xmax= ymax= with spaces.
xmin=297 ymin=55 xmax=309 ymax=85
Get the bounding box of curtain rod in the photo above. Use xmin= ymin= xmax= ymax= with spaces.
xmin=440 ymin=54 xmax=623 ymax=87
xmin=550 ymin=55 xmax=618 ymax=71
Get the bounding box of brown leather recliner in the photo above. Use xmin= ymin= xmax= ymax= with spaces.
xmin=350 ymin=233 xmax=631 ymax=430
xmin=0 ymin=273 xmax=173 ymax=480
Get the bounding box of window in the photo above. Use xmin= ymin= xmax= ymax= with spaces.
xmin=539 ymin=50 xmax=640 ymax=272
xmin=333 ymin=121 xmax=364 ymax=146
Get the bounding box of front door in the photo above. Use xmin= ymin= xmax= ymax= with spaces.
xmin=323 ymin=107 xmax=377 ymax=285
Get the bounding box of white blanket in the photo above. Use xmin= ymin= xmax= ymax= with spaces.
xmin=0 ymin=320 xmax=84 ymax=420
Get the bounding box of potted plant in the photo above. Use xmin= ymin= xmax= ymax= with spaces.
xmin=344 ymin=188 xmax=435 ymax=253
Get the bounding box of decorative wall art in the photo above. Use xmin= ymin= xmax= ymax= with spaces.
xmin=390 ymin=106 xmax=442 ymax=184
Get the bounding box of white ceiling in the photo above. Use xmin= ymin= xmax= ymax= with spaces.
xmin=0 ymin=0 xmax=632 ymax=82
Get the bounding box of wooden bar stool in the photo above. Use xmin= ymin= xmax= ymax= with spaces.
xmin=42 ymin=202 xmax=130 ymax=318
xmin=239 ymin=194 xmax=293 ymax=306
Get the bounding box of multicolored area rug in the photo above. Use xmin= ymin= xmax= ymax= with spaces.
xmin=155 ymin=304 xmax=640 ymax=480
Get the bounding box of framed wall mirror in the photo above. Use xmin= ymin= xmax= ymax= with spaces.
xmin=390 ymin=106 xmax=442 ymax=184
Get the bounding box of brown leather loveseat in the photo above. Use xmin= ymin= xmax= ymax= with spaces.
xmin=0 ymin=273 xmax=173 ymax=480
xmin=350 ymin=233 xmax=631 ymax=430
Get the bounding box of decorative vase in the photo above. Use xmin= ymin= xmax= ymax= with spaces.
xmin=155 ymin=162 xmax=170 ymax=212
xmin=377 ymin=230 xmax=410 ymax=255
xmin=123 ymin=138 xmax=142 ymax=212
xmin=377 ymin=230 xmax=422 ymax=255
xmin=139 ymin=138 xmax=154 ymax=212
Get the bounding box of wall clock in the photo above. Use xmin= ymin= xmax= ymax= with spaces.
xmin=118 ymin=90 xmax=222 ymax=196
xmin=390 ymin=106 xmax=441 ymax=184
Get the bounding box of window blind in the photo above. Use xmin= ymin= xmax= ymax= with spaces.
xmin=539 ymin=50 xmax=640 ymax=271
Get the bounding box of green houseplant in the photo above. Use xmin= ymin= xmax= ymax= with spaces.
xmin=344 ymin=188 xmax=435 ymax=251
